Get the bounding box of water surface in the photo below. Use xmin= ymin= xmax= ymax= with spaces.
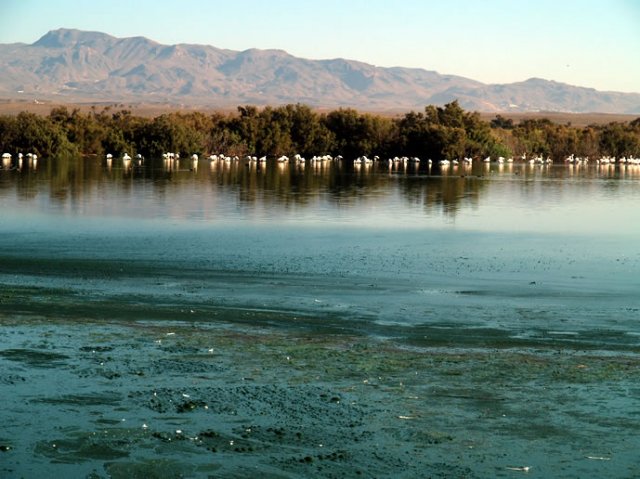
xmin=2 ymin=156 xmax=639 ymax=348
xmin=1 ymin=156 xmax=640 ymax=477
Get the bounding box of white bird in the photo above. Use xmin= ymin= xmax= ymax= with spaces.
xmin=122 ymin=153 xmax=131 ymax=160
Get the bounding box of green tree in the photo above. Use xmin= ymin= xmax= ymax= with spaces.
xmin=490 ymin=115 xmax=514 ymax=129
xmin=598 ymin=122 xmax=640 ymax=157
xmin=13 ymin=112 xmax=76 ymax=157
xmin=395 ymin=101 xmax=507 ymax=160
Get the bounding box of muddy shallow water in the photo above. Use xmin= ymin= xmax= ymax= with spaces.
xmin=1 ymin=157 xmax=640 ymax=477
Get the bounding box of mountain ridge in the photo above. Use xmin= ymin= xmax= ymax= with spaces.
xmin=1 ymin=28 xmax=639 ymax=114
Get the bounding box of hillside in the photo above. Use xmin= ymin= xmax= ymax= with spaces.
xmin=1 ymin=28 xmax=639 ymax=113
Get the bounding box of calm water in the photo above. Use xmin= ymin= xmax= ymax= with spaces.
xmin=3 ymin=155 xmax=640 ymax=232
xmin=2 ymin=155 xmax=639 ymax=350
xmin=3 ymin=155 xmax=640 ymax=478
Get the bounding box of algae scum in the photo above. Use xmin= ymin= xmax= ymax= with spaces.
xmin=2 ymin=263 xmax=639 ymax=478
xmin=2 ymin=315 xmax=639 ymax=479
xmin=2 ymin=158 xmax=640 ymax=477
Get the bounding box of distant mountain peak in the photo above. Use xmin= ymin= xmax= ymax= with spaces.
xmin=33 ymin=28 xmax=116 ymax=48
xmin=1 ymin=29 xmax=638 ymax=113
xmin=240 ymin=47 xmax=290 ymax=56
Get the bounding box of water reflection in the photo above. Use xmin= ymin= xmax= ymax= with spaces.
xmin=1 ymin=155 xmax=640 ymax=228
xmin=2 ymin=155 xmax=38 ymax=172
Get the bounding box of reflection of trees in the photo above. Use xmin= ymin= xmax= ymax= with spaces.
xmin=4 ymin=156 xmax=639 ymax=218
xmin=48 ymin=154 xmax=87 ymax=202
xmin=399 ymin=171 xmax=483 ymax=217
xmin=2 ymin=158 xmax=40 ymax=200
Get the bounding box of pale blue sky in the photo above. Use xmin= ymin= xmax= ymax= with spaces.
xmin=1 ymin=0 xmax=639 ymax=93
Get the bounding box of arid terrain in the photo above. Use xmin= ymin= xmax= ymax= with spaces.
xmin=2 ymin=28 xmax=640 ymax=114
xmin=2 ymin=98 xmax=638 ymax=126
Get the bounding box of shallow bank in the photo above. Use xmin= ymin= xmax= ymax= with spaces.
xmin=1 ymin=316 xmax=639 ymax=478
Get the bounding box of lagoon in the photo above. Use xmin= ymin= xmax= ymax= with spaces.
xmin=1 ymin=156 xmax=640 ymax=477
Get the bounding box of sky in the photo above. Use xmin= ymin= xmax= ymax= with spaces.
xmin=1 ymin=0 xmax=639 ymax=93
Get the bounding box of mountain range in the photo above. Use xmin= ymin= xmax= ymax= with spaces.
xmin=1 ymin=28 xmax=639 ymax=114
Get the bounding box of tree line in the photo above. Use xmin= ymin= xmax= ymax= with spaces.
xmin=1 ymin=102 xmax=639 ymax=160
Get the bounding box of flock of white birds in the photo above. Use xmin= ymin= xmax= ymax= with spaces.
xmin=151 ymin=152 xmax=640 ymax=168
xmin=1 ymin=152 xmax=38 ymax=170
xmin=2 ymin=151 xmax=639 ymax=170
